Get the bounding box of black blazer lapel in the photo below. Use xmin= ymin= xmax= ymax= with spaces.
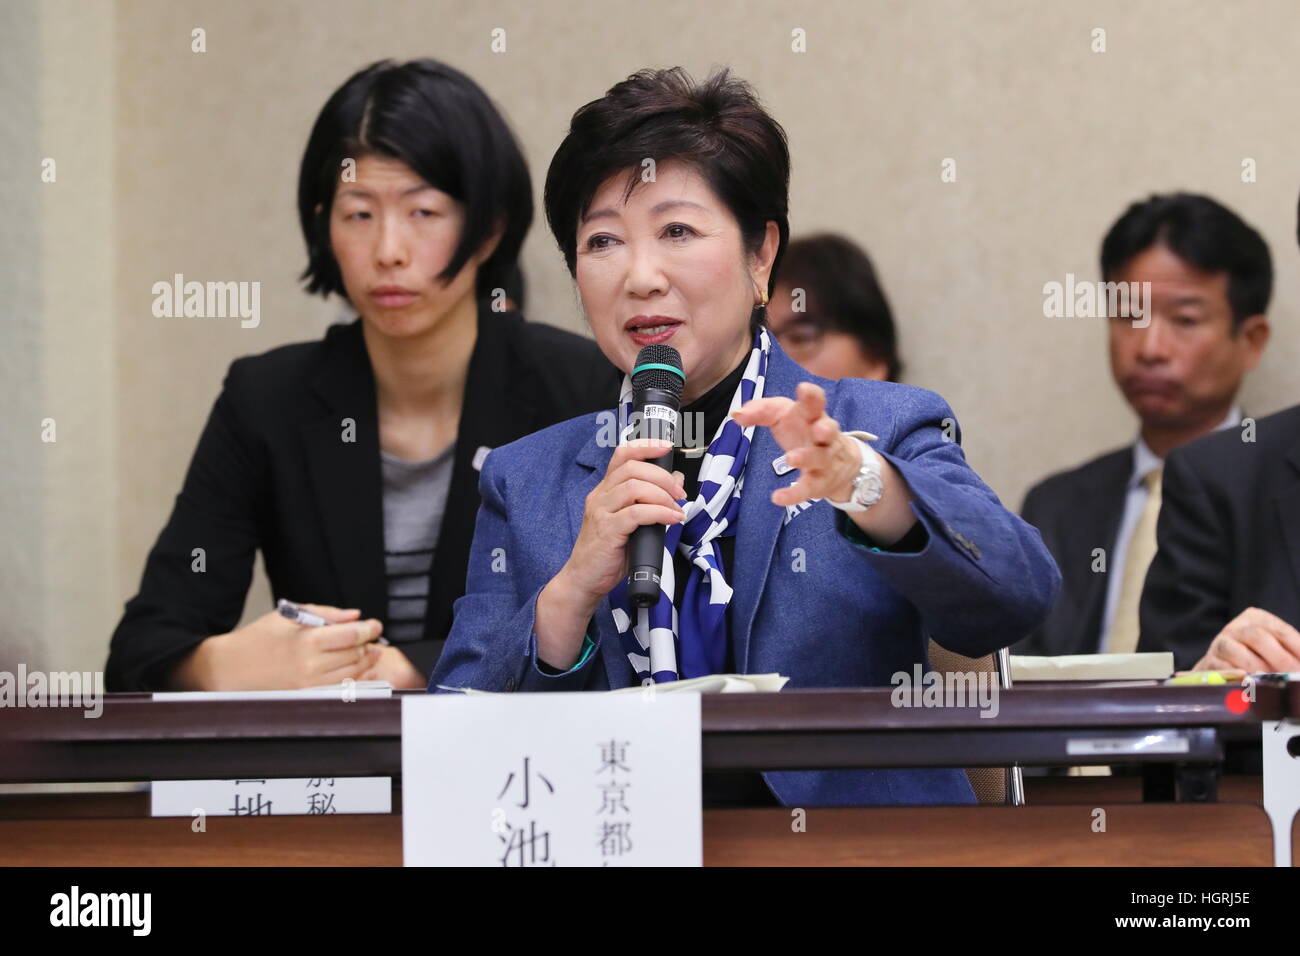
xmin=1277 ymin=438 xmax=1300 ymax=605
xmin=299 ymin=321 xmax=388 ymax=620
xmin=423 ymin=305 xmax=533 ymax=642
xmin=1073 ymin=454 xmax=1130 ymax=653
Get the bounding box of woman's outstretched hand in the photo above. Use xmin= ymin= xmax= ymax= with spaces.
xmin=731 ymin=381 xmax=862 ymax=506
xmin=732 ymin=381 xmax=919 ymax=545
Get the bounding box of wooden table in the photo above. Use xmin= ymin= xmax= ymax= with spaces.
xmin=1 ymin=684 xmax=1284 ymax=788
xmin=0 ymin=683 xmax=1292 ymax=865
xmin=0 ymin=787 xmax=1285 ymax=866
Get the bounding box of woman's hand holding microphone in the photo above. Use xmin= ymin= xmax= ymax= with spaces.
xmin=535 ymin=438 xmax=686 ymax=671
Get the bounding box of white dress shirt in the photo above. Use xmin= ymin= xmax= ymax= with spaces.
xmin=1097 ymin=405 xmax=1241 ymax=653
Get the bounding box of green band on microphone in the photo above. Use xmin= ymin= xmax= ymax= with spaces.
xmin=631 ymin=362 xmax=686 ymax=381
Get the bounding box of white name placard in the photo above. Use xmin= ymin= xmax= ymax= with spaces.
xmin=402 ymin=691 xmax=702 ymax=866
xmin=151 ymin=776 xmax=392 ymax=817
xmin=150 ymin=681 xmax=394 ymax=817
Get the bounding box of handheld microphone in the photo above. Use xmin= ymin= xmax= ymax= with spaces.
xmin=626 ymin=344 xmax=685 ymax=607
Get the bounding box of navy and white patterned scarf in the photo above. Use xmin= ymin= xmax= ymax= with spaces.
xmin=608 ymin=328 xmax=771 ymax=683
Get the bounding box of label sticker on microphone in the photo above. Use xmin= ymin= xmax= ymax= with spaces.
xmin=644 ymin=405 xmax=679 ymax=425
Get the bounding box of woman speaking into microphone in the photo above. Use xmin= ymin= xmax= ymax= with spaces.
xmin=431 ymin=67 xmax=1061 ymax=807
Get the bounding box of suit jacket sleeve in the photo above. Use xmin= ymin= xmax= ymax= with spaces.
xmin=835 ymin=388 xmax=1061 ymax=658
xmin=1138 ymin=446 xmax=1230 ymax=670
xmin=105 ymin=361 xmax=264 ymax=690
xmin=429 ymin=449 xmax=601 ymax=693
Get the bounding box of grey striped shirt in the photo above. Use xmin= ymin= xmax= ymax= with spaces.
xmin=380 ymin=446 xmax=455 ymax=643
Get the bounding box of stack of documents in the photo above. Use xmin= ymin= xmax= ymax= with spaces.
xmin=444 ymin=673 xmax=789 ymax=695
xmin=152 ymin=680 xmax=393 ymax=701
xmin=1009 ymin=653 xmax=1173 ymax=682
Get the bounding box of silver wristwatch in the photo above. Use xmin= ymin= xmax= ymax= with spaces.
xmin=826 ymin=431 xmax=883 ymax=513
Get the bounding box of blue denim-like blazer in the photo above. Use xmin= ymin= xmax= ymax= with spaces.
xmin=430 ymin=338 xmax=1061 ymax=807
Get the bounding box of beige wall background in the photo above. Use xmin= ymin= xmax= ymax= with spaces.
xmin=5 ymin=0 xmax=1300 ymax=674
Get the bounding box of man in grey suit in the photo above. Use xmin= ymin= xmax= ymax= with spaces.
xmin=1016 ymin=193 xmax=1272 ymax=658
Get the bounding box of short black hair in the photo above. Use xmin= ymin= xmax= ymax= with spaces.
xmin=1100 ymin=192 xmax=1272 ymax=328
xmin=543 ymin=66 xmax=790 ymax=335
xmin=777 ymin=234 xmax=903 ymax=382
xmin=298 ymin=58 xmax=532 ymax=302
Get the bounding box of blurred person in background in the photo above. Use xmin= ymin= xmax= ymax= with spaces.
xmin=766 ymin=233 xmax=902 ymax=382
xmin=1017 ymin=193 xmax=1271 ymax=660
xmin=1140 ymin=190 xmax=1300 ymax=674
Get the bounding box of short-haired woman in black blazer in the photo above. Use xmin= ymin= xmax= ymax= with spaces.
xmin=107 ymin=59 xmax=620 ymax=692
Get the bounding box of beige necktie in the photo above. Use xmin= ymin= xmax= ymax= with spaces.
xmin=1107 ymin=467 xmax=1163 ymax=655
xmin=1068 ymin=469 xmax=1164 ymax=777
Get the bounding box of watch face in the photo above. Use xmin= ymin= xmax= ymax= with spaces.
xmin=853 ymin=470 xmax=884 ymax=508
xmin=850 ymin=445 xmax=885 ymax=508
xmin=830 ymin=437 xmax=883 ymax=512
